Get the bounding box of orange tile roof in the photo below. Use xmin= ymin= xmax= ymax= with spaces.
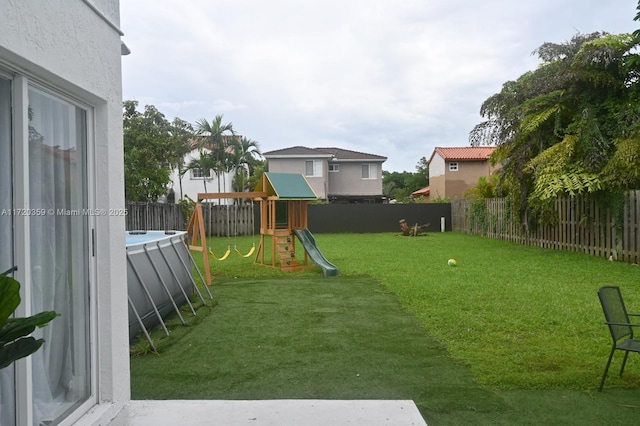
xmin=429 ymin=146 xmax=496 ymax=163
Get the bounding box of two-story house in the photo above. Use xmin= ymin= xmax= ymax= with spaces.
xmin=263 ymin=146 xmax=387 ymax=203
xmin=419 ymin=146 xmax=497 ymax=201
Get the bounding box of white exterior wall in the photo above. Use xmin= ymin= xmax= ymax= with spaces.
xmin=169 ymin=149 xmax=235 ymax=203
xmin=428 ymin=154 xmax=446 ymax=200
xmin=1 ymin=1 xmax=130 ymax=424
xmin=429 ymin=154 xmax=445 ymax=178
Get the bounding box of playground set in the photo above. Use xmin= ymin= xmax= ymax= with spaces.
xmin=186 ymin=172 xmax=338 ymax=285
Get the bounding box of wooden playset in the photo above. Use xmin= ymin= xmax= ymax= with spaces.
xmin=186 ymin=173 xmax=333 ymax=285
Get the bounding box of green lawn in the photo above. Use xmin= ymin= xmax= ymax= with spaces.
xmin=130 ymin=232 xmax=640 ymax=425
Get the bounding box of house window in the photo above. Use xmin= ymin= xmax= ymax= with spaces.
xmin=191 ymin=168 xmax=210 ymax=179
xmin=305 ymin=160 xmax=322 ymax=177
xmin=449 ymin=162 xmax=459 ymax=171
xmin=0 ymin=76 xmax=93 ymax=426
xmin=329 ymin=163 xmax=339 ymax=172
xmin=362 ymin=164 xmax=377 ymax=179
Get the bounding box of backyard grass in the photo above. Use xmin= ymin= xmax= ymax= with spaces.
xmin=130 ymin=232 xmax=640 ymax=425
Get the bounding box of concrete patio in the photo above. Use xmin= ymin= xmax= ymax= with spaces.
xmin=109 ymin=399 xmax=428 ymax=426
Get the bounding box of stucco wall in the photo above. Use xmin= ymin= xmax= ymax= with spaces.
xmin=445 ymin=160 xmax=494 ymax=199
xmin=429 ymin=175 xmax=446 ymax=200
xmin=267 ymin=158 xmax=328 ymax=199
xmin=428 ymin=153 xmax=495 ymax=200
xmin=327 ymin=162 xmax=383 ymax=196
xmin=429 ymin=154 xmax=445 ymax=177
xmin=1 ymin=0 xmax=129 ymax=424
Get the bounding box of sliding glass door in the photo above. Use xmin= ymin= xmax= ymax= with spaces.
xmin=0 ymin=75 xmax=15 ymax=426
xmin=28 ymin=86 xmax=91 ymax=425
xmin=0 ymin=74 xmax=93 ymax=426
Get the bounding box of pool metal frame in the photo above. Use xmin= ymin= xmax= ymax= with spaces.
xmin=126 ymin=231 xmax=212 ymax=350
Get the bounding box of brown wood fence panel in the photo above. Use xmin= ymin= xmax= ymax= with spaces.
xmin=200 ymin=203 xmax=257 ymax=237
xmin=451 ymin=192 xmax=640 ymax=264
xmin=125 ymin=202 xmax=257 ymax=237
xmin=125 ymin=202 xmax=187 ymax=231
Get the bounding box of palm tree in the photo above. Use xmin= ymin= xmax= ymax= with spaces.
xmin=168 ymin=118 xmax=195 ymax=200
xmin=230 ymin=136 xmax=262 ymax=192
xmin=187 ymin=155 xmax=214 ymax=194
xmin=237 ymin=137 xmax=262 ymax=175
xmin=194 ymin=115 xmax=235 ymax=197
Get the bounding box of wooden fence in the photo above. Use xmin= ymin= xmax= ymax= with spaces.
xmin=126 ymin=202 xmax=187 ymax=231
xmin=198 ymin=203 xmax=256 ymax=237
xmin=124 ymin=202 xmax=449 ymax=236
xmin=125 ymin=202 xmax=256 ymax=237
xmin=451 ymin=191 xmax=640 ymax=264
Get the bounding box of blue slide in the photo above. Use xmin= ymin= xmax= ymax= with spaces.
xmin=293 ymin=229 xmax=339 ymax=277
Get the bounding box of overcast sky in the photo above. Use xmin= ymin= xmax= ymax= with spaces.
xmin=120 ymin=1 xmax=639 ymax=173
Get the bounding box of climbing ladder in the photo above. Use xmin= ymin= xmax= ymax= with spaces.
xmin=276 ymin=231 xmax=298 ymax=271
xmin=271 ymin=229 xmax=311 ymax=272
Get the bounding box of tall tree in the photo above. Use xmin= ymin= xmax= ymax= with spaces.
xmin=230 ymin=136 xmax=262 ymax=193
xmin=123 ymin=101 xmax=181 ymax=201
xmin=168 ymin=117 xmax=195 ymax=201
xmin=186 ymin=155 xmax=214 ymax=194
xmin=245 ymin=160 xmax=267 ymax=194
xmin=415 ymin=156 xmax=429 ymax=182
xmin=194 ymin=115 xmax=235 ymax=195
xmin=470 ymin=32 xmax=640 ymax=221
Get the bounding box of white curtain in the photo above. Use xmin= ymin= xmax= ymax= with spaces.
xmin=28 ymin=87 xmax=90 ymax=426
xmin=0 ymin=77 xmax=16 ymax=426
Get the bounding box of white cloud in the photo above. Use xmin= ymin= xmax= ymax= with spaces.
xmin=121 ymin=0 xmax=639 ymax=172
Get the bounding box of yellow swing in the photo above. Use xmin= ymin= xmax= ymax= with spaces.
xmin=235 ymin=244 xmax=255 ymax=258
xmin=234 ymin=200 xmax=256 ymax=258
xmin=208 ymin=205 xmax=232 ymax=261
xmin=209 ymin=246 xmax=231 ymax=261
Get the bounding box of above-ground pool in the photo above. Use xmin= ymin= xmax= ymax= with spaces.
xmin=126 ymin=230 xmax=200 ymax=349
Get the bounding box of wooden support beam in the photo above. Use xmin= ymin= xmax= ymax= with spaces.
xmin=186 ymin=202 xmax=211 ymax=286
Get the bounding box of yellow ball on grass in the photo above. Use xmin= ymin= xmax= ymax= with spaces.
xmin=447 ymin=258 xmax=457 ymax=267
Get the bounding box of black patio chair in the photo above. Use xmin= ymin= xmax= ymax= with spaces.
xmin=597 ymin=286 xmax=640 ymax=391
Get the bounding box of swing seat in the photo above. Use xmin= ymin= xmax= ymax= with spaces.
xmin=235 ymin=244 xmax=256 ymax=258
xmin=209 ymin=247 xmax=231 ymax=261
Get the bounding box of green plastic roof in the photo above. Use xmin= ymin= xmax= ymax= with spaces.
xmin=255 ymin=173 xmax=318 ymax=200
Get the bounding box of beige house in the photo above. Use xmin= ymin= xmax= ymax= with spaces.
xmin=264 ymin=146 xmax=387 ymax=203
xmin=420 ymin=146 xmax=497 ymax=201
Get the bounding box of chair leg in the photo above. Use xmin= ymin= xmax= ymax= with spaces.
xmin=599 ymin=347 xmax=616 ymax=392
xmin=619 ymin=351 xmax=630 ymax=377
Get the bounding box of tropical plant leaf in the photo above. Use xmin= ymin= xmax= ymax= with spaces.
xmin=0 ymin=336 xmax=44 ymax=369
xmin=0 ymin=276 xmax=20 ymax=327
xmin=520 ymin=103 xmax=561 ymax=137
xmin=0 ymin=276 xmax=58 ymax=369
xmin=1 ymin=311 xmax=58 ymax=344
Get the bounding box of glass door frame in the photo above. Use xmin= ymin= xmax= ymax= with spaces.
xmin=10 ymin=72 xmax=98 ymax=426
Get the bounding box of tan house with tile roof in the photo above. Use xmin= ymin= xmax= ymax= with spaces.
xmin=419 ymin=146 xmax=497 ymax=202
xmin=264 ymin=146 xmax=387 ymax=203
